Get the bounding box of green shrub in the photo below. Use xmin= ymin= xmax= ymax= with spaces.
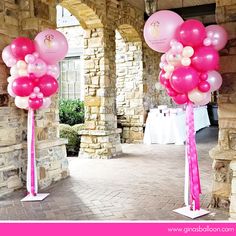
xmin=59 ymin=99 xmax=85 ymax=126
xmin=59 ymin=124 xmax=80 ymax=156
xmin=72 ymin=124 xmax=85 ymax=134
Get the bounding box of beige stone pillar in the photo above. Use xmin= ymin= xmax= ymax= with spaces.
xmin=79 ymin=26 xmax=122 ymax=158
xmin=209 ymin=0 xmax=236 ymax=220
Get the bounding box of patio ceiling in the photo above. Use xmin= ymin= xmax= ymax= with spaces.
xmin=127 ymin=0 xmax=216 ymax=11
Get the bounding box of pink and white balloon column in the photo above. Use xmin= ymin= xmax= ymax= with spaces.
xmin=144 ymin=11 xmax=228 ymax=214
xmin=2 ymin=29 xmax=68 ymax=200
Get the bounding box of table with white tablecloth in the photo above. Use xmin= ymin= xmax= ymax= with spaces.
xmin=143 ymin=106 xmax=210 ymax=145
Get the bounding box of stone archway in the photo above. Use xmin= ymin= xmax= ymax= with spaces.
xmin=115 ymin=24 xmax=144 ymax=143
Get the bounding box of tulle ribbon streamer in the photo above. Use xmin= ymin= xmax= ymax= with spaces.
xmin=186 ymin=102 xmax=201 ymax=210
xmin=26 ymin=109 xmax=38 ymax=196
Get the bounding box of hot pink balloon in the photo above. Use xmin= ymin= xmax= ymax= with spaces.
xmin=28 ymin=97 xmax=43 ymax=110
xmin=34 ymin=29 xmax=68 ymax=64
xmin=172 ymin=93 xmax=189 ymax=105
xmin=38 ymin=74 xmax=59 ymax=97
xmin=198 ymin=81 xmax=210 ymax=92
xmin=191 ymin=46 xmax=219 ymax=72
xmin=10 ymin=37 xmax=35 ymax=60
xmin=2 ymin=45 xmax=17 ymax=67
xmin=166 ymin=87 xmax=178 ymax=97
xmin=207 ymin=70 xmax=223 ymax=92
xmin=200 ymin=73 xmax=208 ymax=81
xmin=12 ymin=76 xmax=34 ymax=97
xmin=170 ymin=66 xmax=199 ymax=94
xmin=28 ymin=58 xmax=47 ymax=77
xmin=176 ymin=19 xmax=206 ymax=47
xmin=144 ymin=10 xmax=184 ymax=53
xmin=206 ymin=25 xmax=228 ymax=51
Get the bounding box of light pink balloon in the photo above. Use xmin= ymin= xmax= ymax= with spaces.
xmin=188 ymin=89 xmax=209 ymax=104
xmin=207 ymin=70 xmax=223 ymax=92
xmin=205 ymin=25 xmax=228 ymax=51
xmin=7 ymin=83 xmax=16 ymax=97
xmin=34 ymin=29 xmax=68 ymax=64
xmin=28 ymin=58 xmax=47 ymax=77
xmin=2 ymin=45 xmax=17 ymax=67
xmin=144 ymin=10 xmax=184 ymax=53
xmin=47 ymin=64 xmax=60 ymax=78
xmin=195 ymin=92 xmax=211 ymax=106
xmin=41 ymin=97 xmax=52 ymax=109
xmin=25 ymin=54 xmax=36 ymax=64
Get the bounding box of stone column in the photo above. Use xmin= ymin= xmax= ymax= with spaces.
xmin=115 ymin=30 xmax=144 ymax=143
xmin=18 ymin=0 xmax=69 ymax=190
xmin=0 ymin=1 xmax=25 ymax=196
xmin=79 ymin=26 xmax=122 ymax=158
xmin=209 ymin=0 xmax=236 ymax=220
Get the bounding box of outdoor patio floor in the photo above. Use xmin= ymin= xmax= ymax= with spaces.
xmin=0 ymin=127 xmax=229 ymax=221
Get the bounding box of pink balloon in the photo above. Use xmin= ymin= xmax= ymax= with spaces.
xmin=172 ymin=93 xmax=189 ymax=105
xmin=28 ymin=97 xmax=43 ymax=110
xmin=206 ymin=25 xmax=228 ymax=51
xmin=192 ymin=46 xmax=219 ymax=72
xmin=144 ymin=10 xmax=184 ymax=53
xmin=12 ymin=76 xmax=34 ymax=97
xmin=198 ymin=81 xmax=210 ymax=92
xmin=28 ymin=58 xmax=47 ymax=77
xmin=166 ymin=87 xmax=178 ymax=97
xmin=38 ymin=74 xmax=59 ymax=97
xmin=159 ymin=70 xmax=166 ymax=85
xmin=47 ymin=64 xmax=60 ymax=78
xmin=10 ymin=37 xmax=35 ymax=60
xmin=170 ymin=66 xmax=199 ymax=93
xmin=2 ymin=45 xmax=17 ymax=67
xmin=176 ymin=19 xmax=206 ymax=47
xmin=207 ymin=70 xmax=223 ymax=92
xmin=34 ymin=29 xmax=68 ymax=64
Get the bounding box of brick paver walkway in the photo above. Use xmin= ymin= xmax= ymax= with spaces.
xmin=0 ymin=127 xmax=229 ymax=221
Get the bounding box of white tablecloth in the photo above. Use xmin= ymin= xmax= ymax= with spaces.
xmin=143 ymin=106 xmax=210 ymax=145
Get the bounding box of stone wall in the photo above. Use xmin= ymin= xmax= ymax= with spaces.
xmin=209 ymin=0 xmax=236 ymax=220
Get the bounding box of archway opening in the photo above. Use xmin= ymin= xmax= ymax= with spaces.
xmin=115 ymin=24 xmax=144 ymax=143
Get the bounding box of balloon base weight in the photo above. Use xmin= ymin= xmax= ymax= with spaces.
xmin=21 ymin=193 xmax=49 ymax=202
xmin=173 ymin=206 xmax=209 ymax=219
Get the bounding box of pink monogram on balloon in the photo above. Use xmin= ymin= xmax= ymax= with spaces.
xmin=2 ymin=29 xmax=68 ymax=201
xmin=144 ymin=10 xmax=228 ymax=216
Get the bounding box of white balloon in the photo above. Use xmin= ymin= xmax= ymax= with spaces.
xmin=182 ymin=46 xmax=194 ymax=57
xmin=16 ymin=60 xmax=27 ymax=70
xmin=10 ymin=65 xmax=19 ymax=76
xmin=7 ymin=76 xmax=16 ymax=83
xmin=18 ymin=69 xmax=28 ymax=76
xmin=181 ymin=57 xmax=191 ymax=66
xmin=15 ymin=96 xmax=29 ymax=109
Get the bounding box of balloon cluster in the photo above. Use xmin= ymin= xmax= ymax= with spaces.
xmin=144 ymin=10 xmax=228 ymax=105
xmin=2 ymin=29 xmax=68 ymax=110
